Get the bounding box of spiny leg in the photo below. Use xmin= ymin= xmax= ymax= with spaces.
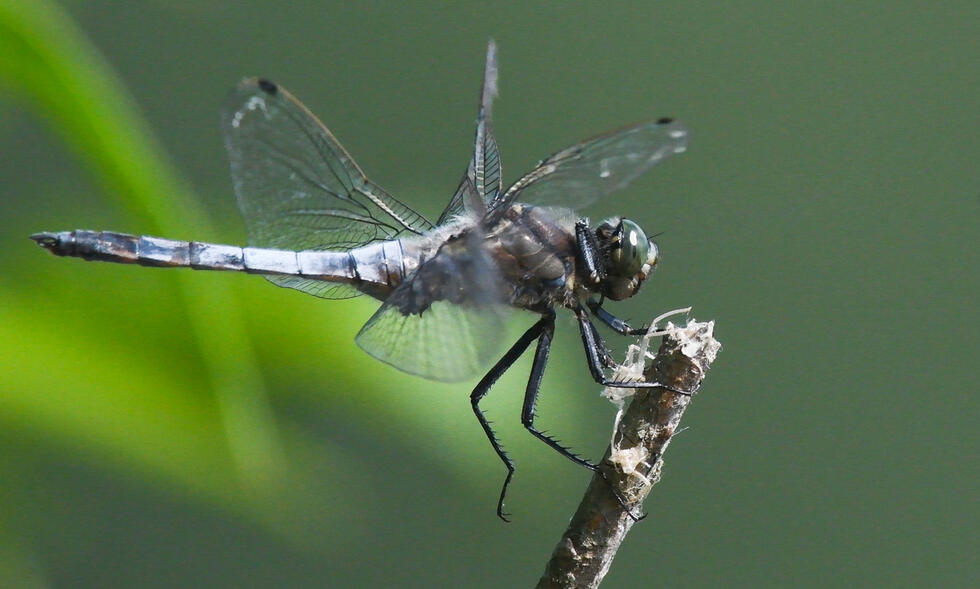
xmin=586 ymin=313 xmax=618 ymax=368
xmin=520 ymin=310 xmax=598 ymax=472
xmin=516 ymin=312 xmax=652 ymax=520
xmin=587 ymin=297 xmax=649 ymax=335
xmin=575 ymin=219 xmax=605 ymax=286
xmin=471 ymin=312 xmax=553 ymax=521
xmin=575 ymin=306 xmax=693 ymax=395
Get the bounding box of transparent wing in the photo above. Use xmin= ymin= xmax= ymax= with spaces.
xmin=221 ymin=78 xmax=434 ymax=299
xmin=491 ymin=118 xmax=689 ymax=214
xmin=439 ymin=177 xmax=477 ymax=227
xmin=356 ymin=300 xmax=507 ymax=382
xmin=355 ymin=223 xmax=507 ymax=381
xmin=437 ymin=41 xmax=502 ymax=225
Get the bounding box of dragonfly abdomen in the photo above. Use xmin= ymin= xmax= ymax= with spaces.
xmin=31 ymin=230 xmax=410 ymax=296
xmin=32 ymin=230 xmax=282 ymax=272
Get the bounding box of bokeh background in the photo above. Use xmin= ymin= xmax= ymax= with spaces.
xmin=1 ymin=1 xmax=977 ymax=587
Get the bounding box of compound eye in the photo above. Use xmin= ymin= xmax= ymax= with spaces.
xmin=647 ymin=239 xmax=659 ymax=268
xmin=615 ymin=219 xmax=649 ymax=276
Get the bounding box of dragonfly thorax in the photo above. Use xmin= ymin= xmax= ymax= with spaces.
xmin=594 ymin=217 xmax=659 ymax=301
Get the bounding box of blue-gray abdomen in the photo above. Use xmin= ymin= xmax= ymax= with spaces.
xmin=31 ymin=229 xmax=411 ymax=299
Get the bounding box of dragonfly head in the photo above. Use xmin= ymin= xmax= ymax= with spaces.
xmin=595 ymin=217 xmax=659 ymax=301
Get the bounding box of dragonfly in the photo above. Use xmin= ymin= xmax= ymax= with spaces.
xmin=32 ymin=41 xmax=689 ymax=520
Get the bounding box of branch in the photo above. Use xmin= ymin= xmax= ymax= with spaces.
xmin=536 ymin=317 xmax=721 ymax=589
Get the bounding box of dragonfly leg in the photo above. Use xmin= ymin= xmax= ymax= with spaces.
xmin=575 ymin=307 xmax=697 ymax=396
xmin=575 ymin=219 xmax=605 ymax=286
xmin=587 ymin=297 xmax=649 ymax=336
xmin=515 ymin=309 xmax=654 ymax=516
xmin=586 ymin=313 xmax=618 ymax=368
xmin=520 ymin=310 xmax=599 ymax=472
xmin=471 ymin=311 xmax=554 ymax=522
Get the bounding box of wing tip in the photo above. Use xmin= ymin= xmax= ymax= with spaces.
xmin=483 ymin=40 xmax=499 ymax=102
xmin=230 ymin=76 xmax=280 ymax=94
xmin=256 ymin=78 xmax=279 ymax=95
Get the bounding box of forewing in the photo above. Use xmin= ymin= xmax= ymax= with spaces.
xmin=221 ymin=78 xmax=433 ymax=298
xmin=492 ymin=118 xmax=689 ymax=213
xmin=437 ymin=41 xmax=502 ymax=224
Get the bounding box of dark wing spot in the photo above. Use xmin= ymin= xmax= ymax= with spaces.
xmin=257 ymin=79 xmax=278 ymax=95
xmin=656 ymin=117 xmax=674 ymax=124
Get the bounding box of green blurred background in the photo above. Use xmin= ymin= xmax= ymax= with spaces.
xmin=1 ymin=1 xmax=976 ymax=587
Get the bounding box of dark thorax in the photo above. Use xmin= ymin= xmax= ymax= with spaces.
xmin=384 ymin=204 xmax=577 ymax=317
xmin=484 ymin=204 xmax=579 ymax=313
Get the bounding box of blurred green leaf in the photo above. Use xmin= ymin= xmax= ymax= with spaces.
xmin=0 ymin=0 xmax=284 ymax=509
xmin=0 ymin=0 xmax=523 ymax=534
